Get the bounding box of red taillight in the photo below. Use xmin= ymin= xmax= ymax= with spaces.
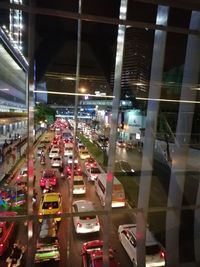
xmin=0 ymin=243 xmax=3 ymax=247
xmin=67 ymin=168 xmax=70 ymax=171
xmin=160 ymin=251 xmax=165 ymax=258
xmin=77 ymin=222 xmax=82 ymax=227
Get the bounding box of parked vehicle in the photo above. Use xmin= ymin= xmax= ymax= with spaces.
xmin=118 ymin=224 xmax=165 ymax=266
xmin=94 ymin=174 xmax=125 ymax=208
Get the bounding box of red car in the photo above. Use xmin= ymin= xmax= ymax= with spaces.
xmin=85 ymin=157 xmax=97 ymax=169
xmin=81 ymin=240 xmax=120 ymax=267
xmin=65 ymin=163 xmax=82 ymax=177
xmin=0 ymin=212 xmax=17 ymax=256
xmin=40 ymin=169 xmax=57 ymax=188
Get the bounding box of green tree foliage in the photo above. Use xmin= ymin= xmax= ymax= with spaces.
xmin=35 ymin=103 xmax=56 ymax=125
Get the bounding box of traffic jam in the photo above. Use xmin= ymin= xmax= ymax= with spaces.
xmin=0 ymin=118 xmax=166 ymax=267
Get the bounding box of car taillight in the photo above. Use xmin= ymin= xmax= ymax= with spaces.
xmin=77 ymin=222 xmax=82 ymax=227
xmin=160 ymin=250 xmax=165 ymax=258
xmin=67 ymin=168 xmax=70 ymax=171
xmin=0 ymin=243 xmax=3 ymax=247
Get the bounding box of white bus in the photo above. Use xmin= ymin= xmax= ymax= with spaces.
xmin=94 ymin=174 xmax=125 ymax=208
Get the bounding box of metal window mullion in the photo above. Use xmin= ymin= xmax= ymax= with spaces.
xmin=166 ymin=11 xmax=200 ymax=267
xmin=67 ymin=1 xmax=82 ymax=267
xmin=136 ymin=5 xmax=169 ymax=267
xmin=102 ymin=1 xmax=128 ymax=267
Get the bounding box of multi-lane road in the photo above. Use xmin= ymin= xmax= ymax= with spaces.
xmin=1 ymin=130 xmax=138 ymax=267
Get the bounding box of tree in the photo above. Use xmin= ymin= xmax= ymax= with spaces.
xmin=34 ymin=103 xmax=56 ymax=126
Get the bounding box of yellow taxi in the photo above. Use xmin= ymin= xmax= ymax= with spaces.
xmin=79 ymin=150 xmax=90 ymax=160
xmin=38 ymin=193 xmax=62 ymax=222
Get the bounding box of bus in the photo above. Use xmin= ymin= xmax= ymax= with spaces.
xmin=94 ymin=174 xmax=125 ymax=208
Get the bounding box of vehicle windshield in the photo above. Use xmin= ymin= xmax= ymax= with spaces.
xmin=43 ymin=172 xmax=54 ymax=178
xmin=80 ymin=215 xmax=96 ymax=220
xmin=91 ymin=168 xmax=100 ymax=173
xmin=146 ymin=244 xmax=161 ymax=255
xmin=42 ymin=201 xmax=59 ymax=209
xmin=53 ymin=158 xmax=60 ymax=161
xmin=74 ymin=180 xmax=84 ymax=185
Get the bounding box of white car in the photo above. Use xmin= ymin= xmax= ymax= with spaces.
xmin=86 ymin=167 xmax=101 ymax=182
xmin=64 ymin=147 xmax=73 ymax=157
xmin=49 ymin=148 xmax=60 ymax=159
xmin=73 ymin=175 xmax=86 ymax=195
xmin=118 ymin=224 xmax=165 ymax=266
xmin=68 ymin=156 xmax=78 ymax=164
xmin=51 ymin=156 xmax=63 ymax=168
xmin=72 ymin=200 xmax=100 ymax=234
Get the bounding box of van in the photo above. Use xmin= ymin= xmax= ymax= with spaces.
xmin=94 ymin=174 xmax=125 ymax=208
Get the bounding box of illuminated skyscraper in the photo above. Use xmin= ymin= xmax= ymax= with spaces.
xmin=9 ymin=0 xmax=23 ymax=50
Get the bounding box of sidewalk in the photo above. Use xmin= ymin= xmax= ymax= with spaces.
xmin=0 ymin=128 xmax=45 ymax=183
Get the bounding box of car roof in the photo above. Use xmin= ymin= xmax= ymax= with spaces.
xmin=43 ymin=193 xmax=60 ymax=201
xmin=120 ymin=224 xmax=159 ymax=246
xmin=73 ymin=200 xmax=94 ymax=212
xmin=43 ymin=169 xmax=55 ymax=175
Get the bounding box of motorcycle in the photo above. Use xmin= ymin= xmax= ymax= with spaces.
xmin=40 ymin=155 xmax=46 ymax=165
xmin=6 ymin=243 xmax=25 ymax=267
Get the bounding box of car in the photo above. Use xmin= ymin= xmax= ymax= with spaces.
xmin=49 ymin=148 xmax=60 ymax=159
xmin=118 ymin=224 xmax=165 ymax=266
xmin=51 ymin=156 xmax=63 ymax=168
xmin=51 ymin=138 xmax=59 ymax=146
xmin=64 ymin=163 xmax=82 ymax=177
xmin=16 ymin=167 xmax=28 ymax=182
xmin=86 ymin=166 xmax=101 ymax=182
xmin=84 ymin=157 xmax=97 ymax=169
xmin=72 ymin=200 xmax=100 ymax=234
xmin=117 ymin=140 xmax=125 ymax=148
xmin=64 ymin=146 xmax=73 ymax=157
xmin=37 ymin=144 xmax=46 ymax=156
xmin=67 ymin=155 xmax=78 ymax=164
xmin=78 ymin=144 xmax=86 ymax=152
xmin=38 ymin=193 xmax=62 ymax=222
xmin=81 ymin=240 xmax=120 ymax=267
xmin=40 ymin=136 xmax=51 ymax=143
xmin=73 ymin=174 xmax=86 ymax=195
xmin=0 ymin=212 xmax=17 ymax=256
xmin=114 ymin=160 xmax=135 ymax=175
xmin=40 ymin=169 xmax=57 ymax=188
xmin=34 ymin=218 xmax=60 ymax=263
xmin=79 ymin=150 xmax=90 ymax=160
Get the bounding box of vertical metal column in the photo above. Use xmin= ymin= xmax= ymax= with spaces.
xmin=166 ymin=11 xmax=200 ymax=267
xmin=26 ymin=0 xmax=36 ymax=266
xmin=103 ymin=1 xmax=128 ymax=267
xmin=67 ymin=1 xmax=82 ymax=266
xmin=136 ymin=6 xmax=169 ymax=267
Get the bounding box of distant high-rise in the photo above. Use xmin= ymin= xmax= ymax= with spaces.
xmin=110 ymin=27 xmax=153 ymax=106
xmin=9 ymin=0 xmax=23 ymax=50
xmin=121 ymin=27 xmax=152 ymax=99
